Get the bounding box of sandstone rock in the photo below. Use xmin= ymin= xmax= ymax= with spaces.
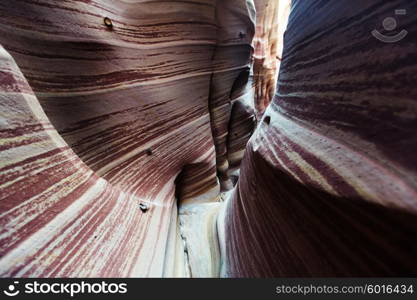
xmin=223 ymin=0 xmax=417 ymax=277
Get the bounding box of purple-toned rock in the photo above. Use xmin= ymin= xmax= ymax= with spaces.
xmin=223 ymin=0 xmax=417 ymax=277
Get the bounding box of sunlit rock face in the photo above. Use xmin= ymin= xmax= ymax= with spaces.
xmin=252 ymin=0 xmax=290 ymax=117
xmin=223 ymin=0 xmax=417 ymax=277
xmin=0 ymin=0 xmax=255 ymax=277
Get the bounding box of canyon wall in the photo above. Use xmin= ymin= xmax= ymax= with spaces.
xmin=1 ymin=0 xmax=417 ymax=278
xmin=0 ymin=0 xmax=255 ymax=277
xmin=223 ymin=0 xmax=417 ymax=277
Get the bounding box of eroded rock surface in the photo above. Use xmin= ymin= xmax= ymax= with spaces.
xmin=1 ymin=0 xmax=417 ymax=278
xmin=0 ymin=0 xmax=255 ymax=277
xmin=223 ymin=0 xmax=417 ymax=277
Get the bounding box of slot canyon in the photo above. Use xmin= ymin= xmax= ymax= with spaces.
xmin=0 ymin=0 xmax=416 ymax=277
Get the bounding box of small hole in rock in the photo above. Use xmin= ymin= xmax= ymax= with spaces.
xmin=139 ymin=202 xmax=149 ymax=213
xmin=104 ymin=17 xmax=113 ymax=29
xmin=145 ymin=148 xmax=153 ymax=156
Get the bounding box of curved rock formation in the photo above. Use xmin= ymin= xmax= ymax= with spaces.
xmin=0 ymin=0 xmax=255 ymax=277
xmin=1 ymin=45 xmax=179 ymax=277
xmin=223 ymin=0 xmax=417 ymax=277
xmin=1 ymin=0 xmax=417 ymax=278
xmin=252 ymin=0 xmax=290 ymax=117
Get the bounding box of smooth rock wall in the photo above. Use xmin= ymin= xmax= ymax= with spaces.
xmin=0 ymin=0 xmax=255 ymax=277
xmin=223 ymin=0 xmax=417 ymax=277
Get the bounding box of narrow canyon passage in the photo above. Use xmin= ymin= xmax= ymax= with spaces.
xmin=0 ymin=0 xmax=417 ymax=278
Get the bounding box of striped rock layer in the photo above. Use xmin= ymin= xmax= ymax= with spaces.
xmin=2 ymin=0 xmax=417 ymax=278
xmin=223 ymin=0 xmax=417 ymax=277
xmin=0 ymin=0 xmax=256 ymax=277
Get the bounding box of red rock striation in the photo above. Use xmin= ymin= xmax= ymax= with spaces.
xmin=223 ymin=0 xmax=417 ymax=277
xmin=1 ymin=0 xmax=417 ymax=278
xmin=0 ymin=0 xmax=255 ymax=277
